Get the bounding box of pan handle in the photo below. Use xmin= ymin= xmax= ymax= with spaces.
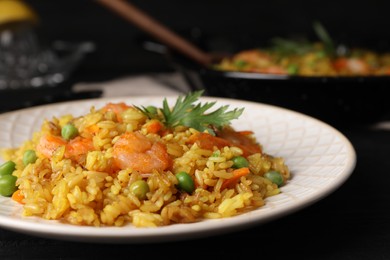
xmin=140 ymin=36 xmax=207 ymax=93
xmin=95 ymin=0 xmax=212 ymax=66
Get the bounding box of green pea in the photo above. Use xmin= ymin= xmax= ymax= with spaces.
xmin=211 ymin=151 xmax=220 ymax=157
xmin=175 ymin=171 xmax=195 ymax=193
xmin=231 ymin=156 xmax=249 ymax=169
xmin=129 ymin=180 xmax=149 ymax=200
xmin=233 ymin=59 xmax=247 ymax=69
xmin=0 ymin=174 xmax=17 ymax=197
xmin=264 ymin=170 xmax=284 ymax=187
xmin=316 ymin=50 xmax=326 ymax=58
xmin=23 ymin=150 xmax=37 ymax=166
xmin=61 ymin=123 xmax=78 ymax=140
xmin=0 ymin=161 xmax=16 ymax=177
xmin=287 ymin=64 xmax=299 ymax=75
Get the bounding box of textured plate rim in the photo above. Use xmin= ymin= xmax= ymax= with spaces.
xmin=0 ymin=95 xmax=357 ymax=243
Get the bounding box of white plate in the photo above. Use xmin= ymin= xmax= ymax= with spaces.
xmin=0 ymin=95 xmax=356 ymax=243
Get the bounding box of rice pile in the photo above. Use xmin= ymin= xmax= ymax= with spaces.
xmin=1 ymin=102 xmax=290 ymax=227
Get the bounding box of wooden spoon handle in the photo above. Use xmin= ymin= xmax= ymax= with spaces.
xmin=95 ymin=0 xmax=211 ymax=65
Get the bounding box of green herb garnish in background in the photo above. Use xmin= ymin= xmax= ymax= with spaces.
xmin=269 ymin=37 xmax=313 ymax=57
xmin=312 ymin=20 xmax=336 ymax=57
xmin=268 ymin=20 xmax=336 ymax=59
xmin=136 ymin=90 xmax=244 ymax=134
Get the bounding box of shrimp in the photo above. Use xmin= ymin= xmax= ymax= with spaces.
xmin=65 ymin=136 xmax=95 ymax=161
xmin=36 ymin=134 xmax=67 ymax=158
xmin=112 ymin=132 xmax=171 ymax=173
xmin=101 ymin=102 xmax=131 ymax=122
xmin=333 ymin=57 xmax=370 ymax=75
xmin=36 ymin=134 xmax=94 ymax=162
xmin=188 ymin=126 xmax=262 ymax=157
xmin=216 ymin=126 xmax=262 ymax=156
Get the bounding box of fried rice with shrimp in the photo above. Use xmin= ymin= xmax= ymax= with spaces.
xmin=0 ymin=91 xmax=290 ymax=227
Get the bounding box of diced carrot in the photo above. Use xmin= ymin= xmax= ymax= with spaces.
xmin=146 ymin=119 xmax=163 ymax=134
xmin=160 ymin=129 xmax=171 ymax=137
xmin=12 ymin=190 xmax=25 ymax=204
xmin=332 ymin=57 xmax=348 ymax=71
xmin=221 ymin=167 xmax=250 ymax=190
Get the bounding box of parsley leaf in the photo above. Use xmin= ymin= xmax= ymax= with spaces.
xmin=136 ymin=90 xmax=244 ymax=133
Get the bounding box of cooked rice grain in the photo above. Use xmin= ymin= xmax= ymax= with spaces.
xmin=1 ymin=103 xmax=290 ymax=227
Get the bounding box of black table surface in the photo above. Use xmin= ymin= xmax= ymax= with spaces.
xmin=0 ymin=85 xmax=389 ymax=260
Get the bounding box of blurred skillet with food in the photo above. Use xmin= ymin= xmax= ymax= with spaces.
xmin=213 ymin=22 xmax=390 ymax=77
xmin=92 ymin=1 xmax=390 ymax=127
xmin=146 ymin=21 xmax=390 ymax=127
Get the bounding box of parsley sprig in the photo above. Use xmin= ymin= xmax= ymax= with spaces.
xmin=136 ymin=90 xmax=244 ymax=134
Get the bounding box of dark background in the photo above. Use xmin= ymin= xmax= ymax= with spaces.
xmin=23 ymin=0 xmax=390 ymax=82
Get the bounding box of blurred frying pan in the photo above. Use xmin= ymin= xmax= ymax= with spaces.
xmin=96 ymin=0 xmax=390 ymax=126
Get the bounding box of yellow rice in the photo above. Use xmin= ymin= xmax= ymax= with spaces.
xmin=1 ymin=103 xmax=290 ymax=227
